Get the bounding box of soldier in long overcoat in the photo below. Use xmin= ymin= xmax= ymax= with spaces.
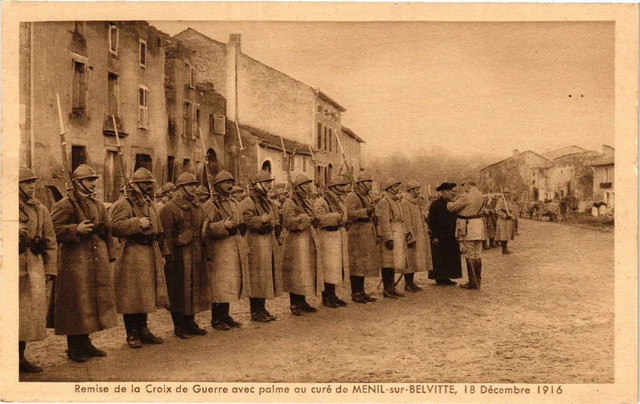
xmin=202 ymin=171 xmax=251 ymax=330
xmin=282 ymin=174 xmax=323 ymax=316
xmin=160 ymin=172 xmax=210 ymax=338
xmin=447 ymin=180 xmax=487 ymax=290
xmin=401 ymin=180 xmax=432 ymax=292
xmin=378 ymin=178 xmax=409 ymax=298
xmin=50 ymin=165 xmax=118 ymax=362
xmin=495 ymin=188 xmax=518 ymax=254
xmin=314 ymin=176 xmax=350 ymax=308
xmin=18 ymin=167 xmax=57 ymax=373
xmin=427 ymin=182 xmax=462 ymax=285
xmin=111 ymin=168 xmax=170 ymax=348
xmin=240 ymin=171 xmax=283 ymax=322
xmin=345 ymin=171 xmax=380 ymax=303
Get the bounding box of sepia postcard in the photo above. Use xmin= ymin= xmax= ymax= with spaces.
xmin=1 ymin=2 xmax=637 ymax=403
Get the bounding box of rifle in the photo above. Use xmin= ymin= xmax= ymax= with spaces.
xmin=198 ymin=128 xmax=214 ymax=198
xmin=334 ymin=130 xmax=356 ymax=187
xmin=56 ymin=94 xmax=76 ymax=203
xmin=112 ymin=115 xmax=141 ymax=201
xmin=499 ymin=184 xmax=512 ymax=218
xmin=307 ymin=144 xmax=324 ymax=197
xmin=280 ymin=135 xmax=295 ymax=195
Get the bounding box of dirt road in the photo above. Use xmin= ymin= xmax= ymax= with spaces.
xmin=21 ymin=219 xmax=614 ymax=383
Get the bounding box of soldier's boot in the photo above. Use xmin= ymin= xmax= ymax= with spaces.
xmin=502 ymin=241 xmax=512 ymax=255
xmin=489 ymin=238 xmax=497 ymax=248
xmin=250 ymin=298 xmax=273 ymax=322
xmin=404 ymin=273 xmax=423 ymax=292
xmin=363 ymin=291 xmax=377 ymax=302
xmin=210 ymin=304 xmax=231 ymax=331
xmin=350 ymin=276 xmax=367 ymax=303
xmin=381 ymin=269 xmax=397 ymax=299
xmin=460 ymin=259 xmax=479 ymax=290
xmin=124 ymin=314 xmax=144 ymax=348
xmin=185 ymin=315 xmax=207 ymax=335
xmin=218 ymin=303 xmax=242 ymax=328
xmin=82 ymin=334 xmax=107 ymax=357
xmin=322 ymin=284 xmax=339 ymax=308
xmin=19 ymin=341 xmax=43 ymax=373
xmin=171 ymin=312 xmax=191 ymax=339
xmin=138 ymin=314 xmax=164 ymax=344
xmin=328 ymin=283 xmax=348 ymax=307
xmin=66 ymin=335 xmax=90 ymax=362
xmin=289 ymin=294 xmax=305 ymax=316
xmin=389 ymin=270 xmax=405 ymax=297
xmin=475 ymin=259 xmax=482 ymax=289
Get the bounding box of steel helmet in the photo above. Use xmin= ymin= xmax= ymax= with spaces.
xmin=213 ymin=170 xmax=235 ymax=185
xmin=406 ymin=180 xmax=421 ymax=191
xmin=328 ymin=176 xmax=348 ymax=188
xmin=72 ymin=164 xmax=100 ymax=181
xmin=196 ymin=185 xmax=210 ymax=195
xmin=19 ymin=167 xmax=39 ymax=183
xmin=131 ymin=168 xmax=156 ymax=183
xmin=253 ymin=171 xmax=273 ymax=185
xmin=293 ymin=174 xmax=312 ymax=187
xmin=161 ymin=182 xmax=177 ymax=193
xmin=175 ymin=172 xmax=199 ymax=187
xmin=231 ymin=185 xmax=243 ymax=193
xmin=356 ymin=171 xmax=373 ymax=183
xmin=383 ymin=178 xmax=401 ymax=191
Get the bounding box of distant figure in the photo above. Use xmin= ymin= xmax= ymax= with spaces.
xmin=495 ymin=188 xmax=518 ymax=254
xmin=427 ymin=182 xmax=462 ymax=286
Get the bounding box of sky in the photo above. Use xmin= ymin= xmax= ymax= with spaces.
xmin=152 ymin=21 xmax=615 ymax=162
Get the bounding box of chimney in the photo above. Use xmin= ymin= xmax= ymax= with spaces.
xmin=229 ymin=34 xmax=241 ymax=53
xmin=513 ymin=149 xmax=520 ymax=157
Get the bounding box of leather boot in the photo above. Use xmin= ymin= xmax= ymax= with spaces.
xmin=382 ymin=268 xmax=397 ymax=299
xmin=82 ymin=335 xmax=107 ymax=357
xmin=352 ymin=291 xmax=368 ymax=304
xmin=489 ymin=238 xmax=497 ymax=248
xmin=460 ymin=259 xmax=478 ymax=290
xmin=19 ymin=342 xmax=43 ymax=373
xmin=171 ymin=312 xmax=191 ymax=339
xmin=475 ymin=259 xmax=482 ymax=289
xmin=67 ymin=335 xmax=90 ymax=361
xmin=502 ymin=241 xmax=512 ymax=255
xmin=138 ymin=313 xmax=164 ymax=344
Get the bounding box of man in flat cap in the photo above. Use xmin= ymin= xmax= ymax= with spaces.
xmin=428 ymin=183 xmax=462 ymax=285
xmin=447 ymin=179 xmax=486 ymax=290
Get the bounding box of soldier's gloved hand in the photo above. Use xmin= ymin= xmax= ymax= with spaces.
xmin=139 ymin=217 xmax=153 ymax=231
xmin=431 ymin=237 xmax=439 ymax=245
xmin=366 ymin=206 xmax=375 ymax=216
xmin=77 ymin=220 xmax=95 ymax=236
xmin=260 ymin=213 xmax=272 ymax=225
xmin=224 ymin=217 xmax=236 ymax=230
xmin=385 ymin=239 xmax=394 ymax=250
xmin=19 ymin=223 xmax=28 ymax=239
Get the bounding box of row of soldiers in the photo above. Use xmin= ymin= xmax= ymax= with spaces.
xmin=18 ymin=164 xmax=517 ymax=373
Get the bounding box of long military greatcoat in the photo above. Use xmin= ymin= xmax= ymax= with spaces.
xmin=160 ymin=193 xmax=210 ymax=315
xmin=240 ymin=190 xmax=283 ymax=299
xmin=495 ymin=198 xmax=518 ymax=241
xmin=345 ymin=191 xmax=380 ymax=278
xmin=427 ymin=197 xmax=462 ymax=280
xmin=314 ymin=191 xmax=349 ymax=285
xmin=377 ymin=191 xmax=408 ymax=272
xmin=19 ymin=196 xmax=57 ymax=342
xmin=447 ymin=186 xmax=487 ymax=242
xmin=111 ymin=195 xmax=170 ymax=313
xmin=202 ymin=195 xmax=251 ymax=303
xmin=282 ymin=193 xmax=323 ymax=296
xmin=50 ymin=194 xmax=118 ymax=335
xmin=401 ymin=194 xmax=432 ymax=273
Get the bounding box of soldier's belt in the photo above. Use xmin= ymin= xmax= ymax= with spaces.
xmin=19 ymin=236 xmax=46 ymax=255
xmin=355 ymin=218 xmax=371 ymax=223
xmin=458 ymin=215 xmax=483 ymax=220
xmin=127 ymin=233 xmax=160 ymax=245
xmin=251 ymin=225 xmax=273 ymax=235
xmin=322 ymin=225 xmax=344 ymax=232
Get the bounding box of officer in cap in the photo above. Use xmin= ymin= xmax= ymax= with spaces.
xmin=202 ymin=171 xmax=250 ymax=330
xmin=378 ymin=178 xmax=409 ymax=298
xmin=400 ymin=180 xmax=432 ymax=292
xmin=111 ymin=167 xmax=170 ymax=348
xmin=447 ymin=178 xmax=486 ymax=290
xmin=314 ymin=176 xmax=350 ymax=308
xmin=282 ymin=174 xmax=322 ymax=315
xmin=50 ymin=164 xmax=118 ymax=362
xmin=428 ymin=183 xmax=462 ymax=285
xmin=345 ymin=171 xmax=380 ymax=303
xmin=160 ymin=172 xmax=210 ymax=337
xmin=18 ymin=167 xmax=57 ymax=373
xmin=239 ymin=171 xmax=282 ymax=322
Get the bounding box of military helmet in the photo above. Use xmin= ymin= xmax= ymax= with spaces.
xmin=19 ymin=167 xmax=39 ymax=183
xmin=195 ymin=185 xmax=210 ymax=195
xmin=253 ymin=171 xmax=273 ymax=185
xmin=175 ymin=172 xmax=199 ymax=187
xmin=356 ymin=171 xmax=373 ymax=183
xmin=213 ymin=170 xmax=235 ymax=185
xmin=273 ymin=183 xmax=287 ymax=196
xmin=72 ymin=164 xmax=100 ymax=181
xmin=406 ymin=180 xmax=421 ymax=191
xmin=131 ymin=168 xmax=156 ymax=183
xmin=293 ymin=174 xmax=312 ymax=187
xmin=231 ymin=185 xmax=243 ymax=194
xmin=328 ymin=176 xmax=348 ymax=188
xmin=161 ymin=182 xmax=177 ymax=193
xmin=383 ymin=178 xmax=401 ymax=191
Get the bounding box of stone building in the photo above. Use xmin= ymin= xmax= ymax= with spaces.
xmin=478 ymin=150 xmax=552 ymax=201
xmin=173 ymin=28 xmax=364 ymax=186
xmin=20 ymin=21 xmax=169 ymax=206
xmin=537 ymin=147 xmax=600 ymax=202
xmin=589 ymin=145 xmax=615 ymax=208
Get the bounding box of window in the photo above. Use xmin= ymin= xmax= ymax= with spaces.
xmin=183 ymin=102 xmax=193 ymax=137
xmin=107 ymin=73 xmax=119 ymax=117
xmin=138 ymin=86 xmax=149 ymax=129
xmin=186 ymin=64 xmax=195 ymax=88
xmin=109 ymin=24 xmax=119 ymax=55
xmin=104 ymin=150 xmax=123 ymax=202
xmin=139 ymin=39 xmax=147 ymax=68
xmin=72 ymin=59 xmax=88 ymax=115
xmin=262 ymin=160 xmax=272 ymax=174
xmin=290 ymin=155 xmax=296 ymax=171
xmin=213 ymin=115 xmax=226 ymax=135
xmin=71 ymin=145 xmax=87 ymax=172
xmin=135 ymin=154 xmax=153 ymax=173
xmin=167 ymin=156 xmax=176 ymax=183
xmin=328 ymin=129 xmax=333 ymax=152
xmin=195 ymin=109 xmax=201 ymax=134
xmin=317 ymin=122 xmax=322 ymax=149
xmin=209 ymin=115 xmax=215 ymax=136
xmin=323 ymin=126 xmax=328 ymax=151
